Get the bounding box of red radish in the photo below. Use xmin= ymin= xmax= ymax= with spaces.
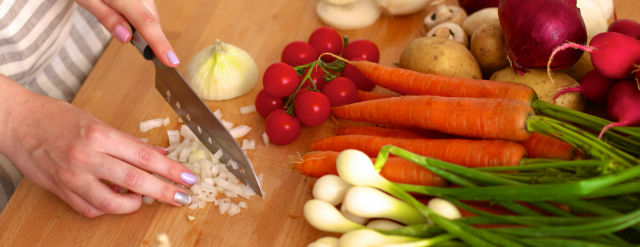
xmin=553 ymin=69 xmax=619 ymax=106
xmin=548 ymin=32 xmax=640 ymax=80
xmin=608 ymin=19 xmax=640 ymax=40
xmin=598 ymin=80 xmax=640 ymax=139
xmin=342 ymin=58 xmax=376 ymax=91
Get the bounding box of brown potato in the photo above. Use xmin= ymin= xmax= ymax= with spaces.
xmin=399 ymin=37 xmax=482 ymax=79
xmin=491 ymin=67 xmax=586 ymax=111
xmin=470 ymin=19 xmax=510 ymax=79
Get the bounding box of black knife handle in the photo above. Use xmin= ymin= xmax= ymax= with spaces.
xmin=129 ymin=25 xmax=154 ymax=61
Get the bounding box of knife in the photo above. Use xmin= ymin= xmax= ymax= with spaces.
xmin=130 ymin=28 xmax=263 ymax=197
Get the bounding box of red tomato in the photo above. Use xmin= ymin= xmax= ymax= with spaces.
xmin=265 ymin=109 xmax=301 ymax=145
xmin=281 ymin=41 xmax=318 ymax=66
xmin=299 ymin=66 xmax=328 ymax=91
xmin=343 ymin=40 xmax=380 ymax=63
xmin=341 ymin=58 xmax=376 ymax=91
xmin=308 ymin=27 xmax=343 ymax=63
xmin=263 ymin=63 xmax=300 ymax=98
xmin=294 ymin=91 xmax=331 ymax=126
xmin=321 ymin=77 xmax=359 ymax=107
xmin=255 ymin=89 xmax=284 ymax=118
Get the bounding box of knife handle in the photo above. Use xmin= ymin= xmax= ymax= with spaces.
xmin=129 ymin=25 xmax=154 ymax=61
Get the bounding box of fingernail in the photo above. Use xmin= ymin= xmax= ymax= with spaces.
xmin=174 ymin=192 xmax=191 ymax=206
xmin=114 ymin=25 xmax=130 ymax=43
xmin=167 ymin=51 xmax=180 ymax=65
xmin=180 ymin=172 xmax=197 ymax=185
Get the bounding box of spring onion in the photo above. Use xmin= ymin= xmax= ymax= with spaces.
xmin=304 ymin=199 xmax=365 ymax=233
xmin=338 ymin=229 xmax=420 ymax=247
xmin=343 ymin=186 xmax=426 ymax=225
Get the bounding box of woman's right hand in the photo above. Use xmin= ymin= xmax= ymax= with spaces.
xmin=0 ymin=77 xmax=195 ymax=218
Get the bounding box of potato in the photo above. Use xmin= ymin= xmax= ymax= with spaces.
xmin=462 ymin=7 xmax=498 ymax=37
xmin=470 ymin=19 xmax=509 ymax=79
xmin=491 ymin=67 xmax=586 ymax=111
xmin=399 ymin=37 xmax=482 ymax=79
xmin=561 ymin=52 xmax=594 ymax=82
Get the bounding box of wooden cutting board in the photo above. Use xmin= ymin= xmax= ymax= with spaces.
xmin=1 ymin=0 xmax=639 ymax=246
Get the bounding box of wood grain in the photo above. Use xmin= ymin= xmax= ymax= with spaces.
xmin=1 ymin=0 xmax=639 ymax=246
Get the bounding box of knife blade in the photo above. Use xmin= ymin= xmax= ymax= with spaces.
xmin=130 ymin=29 xmax=263 ymax=197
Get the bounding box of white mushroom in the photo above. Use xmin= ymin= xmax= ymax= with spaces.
xmin=423 ymin=0 xmax=467 ymax=31
xmin=317 ymin=0 xmax=381 ymax=31
xmin=376 ymin=0 xmax=430 ymax=16
xmin=425 ymin=22 xmax=469 ymax=47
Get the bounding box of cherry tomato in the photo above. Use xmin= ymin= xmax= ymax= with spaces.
xmin=255 ymin=89 xmax=284 ymax=118
xmin=265 ymin=109 xmax=301 ymax=145
xmin=294 ymin=91 xmax=331 ymax=126
xmin=343 ymin=40 xmax=380 ymax=63
xmin=299 ymin=66 xmax=328 ymax=91
xmin=281 ymin=41 xmax=318 ymax=66
xmin=321 ymin=77 xmax=359 ymax=107
xmin=263 ymin=63 xmax=300 ymax=98
xmin=341 ymin=58 xmax=376 ymax=91
xmin=308 ymin=27 xmax=343 ymax=63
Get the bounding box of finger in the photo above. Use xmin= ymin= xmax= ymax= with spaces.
xmin=75 ymin=1 xmax=131 ymax=43
xmin=60 ymin=190 xmax=106 ymax=218
xmin=74 ymin=178 xmax=144 ymax=214
xmin=97 ymin=156 xmax=191 ymax=207
xmin=104 ymin=132 xmax=197 ymax=186
xmin=108 ymin=0 xmax=179 ymax=67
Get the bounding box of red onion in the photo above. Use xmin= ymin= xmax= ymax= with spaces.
xmin=499 ymin=0 xmax=587 ymax=75
xmin=458 ymin=0 xmax=500 ymax=15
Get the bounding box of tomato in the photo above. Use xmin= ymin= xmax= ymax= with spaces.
xmin=308 ymin=27 xmax=343 ymax=63
xmin=263 ymin=63 xmax=300 ymax=98
xmin=265 ymin=109 xmax=301 ymax=145
xmin=341 ymin=58 xmax=376 ymax=91
xmin=255 ymin=89 xmax=284 ymax=118
xmin=294 ymin=91 xmax=331 ymax=126
xmin=321 ymin=77 xmax=359 ymax=107
xmin=299 ymin=66 xmax=328 ymax=91
xmin=281 ymin=41 xmax=318 ymax=67
xmin=342 ymin=40 xmax=380 ymax=63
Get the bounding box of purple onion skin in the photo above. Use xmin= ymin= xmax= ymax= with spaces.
xmin=608 ymin=19 xmax=640 ymax=40
xmin=459 ymin=0 xmax=500 ymax=15
xmin=499 ymin=0 xmax=587 ymax=75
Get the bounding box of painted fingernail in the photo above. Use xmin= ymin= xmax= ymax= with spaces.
xmin=174 ymin=192 xmax=191 ymax=206
xmin=114 ymin=25 xmax=130 ymax=43
xmin=167 ymin=51 xmax=180 ymax=65
xmin=180 ymin=172 xmax=197 ymax=185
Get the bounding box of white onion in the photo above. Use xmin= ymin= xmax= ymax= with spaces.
xmin=239 ymin=105 xmax=257 ymax=114
xmin=162 ymin=117 xmax=170 ymax=126
xmin=230 ymin=125 xmax=252 ymax=138
xmin=140 ymin=118 xmax=165 ymax=132
xmin=262 ymin=132 xmax=269 ymax=146
xmin=238 ymin=201 xmax=248 ymax=209
xmin=242 ymin=139 xmax=256 ymax=150
xmin=167 ymin=130 xmax=180 ymax=145
xmin=221 ymin=119 xmax=234 ymax=130
xmin=180 ymin=125 xmax=197 ymax=141
xmin=214 ymin=109 xmax=223 ymax=119
xmin=219 ymin=201 xmax=230 ymax=214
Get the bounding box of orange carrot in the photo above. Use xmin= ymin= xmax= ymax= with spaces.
xmin=295 ymin=151 xmax=449 ymax=187
xmin=338 ymin=57 xmax=537 ymax=105
xmin=358 ymin=90 xmax=396 ymax=102
xmin=331 ymin=95 xmax=534 ymax=142
xmin=336 ymin=126 xmax=426 ymax=139
xmin=518 ymin=132 xmax=584 ymax=160
xmin=310 ymin=135 xmax=527 ymax=167
xmin=377 ymin=124 xmax=458 ymax=139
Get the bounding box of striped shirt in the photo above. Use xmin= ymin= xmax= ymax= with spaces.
xmin=0 ymin=0 xmax=111 ymax=212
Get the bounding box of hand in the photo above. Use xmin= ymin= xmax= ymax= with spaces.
xmin=75 ymin=0 xmax=180 ymax=67
xmin=0 ymin=80 xmax=196 ymax=218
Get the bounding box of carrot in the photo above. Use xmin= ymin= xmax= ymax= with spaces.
xmin=310 ymin=135 xmax=526 ymax=167
xmin=331 ymin=95 xmax=534 ymax=142
xmin=331 ymin=55 xmax=537 ymax=105
xmin=295 ymin=151 xmax=449 ymax=187
xmin=336 ymin=126 xmax=426 ymax=139
xmin=358 ymin=90 xmax=396 ymax=102
xmin=518 ymin=132 xmax=584 ymax=160
xmin=377 ymin=124 xmax=458 ymax=139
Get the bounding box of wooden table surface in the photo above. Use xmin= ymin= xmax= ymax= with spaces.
xmin=1 ymin=0 xmax=639 ymax=246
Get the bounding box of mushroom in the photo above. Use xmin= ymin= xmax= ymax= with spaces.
xmin=423 ymin=0 xmax=468 ymax=31
xmin=376 ymin=0 xmax=430 ymax=16
xmin=317 ymin=0 xmax=381 ymax=31
xmin=425 ymin=22 xmax=469 ymax=47
xmin=324 ymin=0 xmax=359 ymax=5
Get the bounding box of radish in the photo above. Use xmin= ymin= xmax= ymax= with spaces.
xmin=548 ymin=32 xmax=640 ymax=80
xmin=598 ymin=80 xmax=640 ymax=139
xmin=553 ymin=69 xmax=619 ymax=106
xmin=608 ymin=19 xmax=640 ymax=40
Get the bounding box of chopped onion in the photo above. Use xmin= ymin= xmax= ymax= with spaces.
xmin=188 ymin=203 xmax=198 ymax=210
xmin=258 ymin=173 xmax=264 ymax=186
xmin=167 ymin=130 xmax=181 ymax=145
xmin=221 ymin=119 xmax=234 ymax=130
xmin=163 ymin=117 xmax=170 ymax=126
xmin=178 ymin=118 xmax=184 ymax=123
xmin=142 ymin=196 xmax=155 ymax=204
xmin=219 ymin=201 xmax=230 ymax=214
xmin=187 ymin=215 xmax=196 ymax=221
xmin=212 ymin=149 xmax=223 ymax=163
xmin=140 ymin=118 xmax=165 ymax=132
xmin=180 ymin=125 xmax=197 ymax=141
xmin=239 ymin=105 xmax=257 ymax=114
xmin=229 ymin=125 xmax=252 ymax=139
xmin=214 ymin=109 xmax=223 ymax=119
xmin=262 ymin=132 xmax=269 ymax=146
xmin=242 ymin=139 xmax=255 ymax=150
xmin=225 ymin=191 xmax=238 ymax=198
xmin=228 ymin=160 xmax=239 ymax=170
xmin=227 ymin=203 xmax=241 ymax=216
xmin=238 ymin=201 xmax=248 ymax=209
